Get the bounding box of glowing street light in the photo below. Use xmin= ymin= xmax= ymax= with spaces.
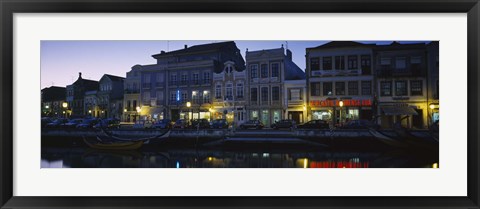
xmin=45 ymin=105 xmax=49 ymax=109
xmin=429 ymin=104 xmax=435 ymax=110
xmin=124 ymin=109 xmax=127 ymax=113
xmin=186 ymin=102 xmax=191 ymax=108
xmin=339 ymin=100 xmax=344 ymax=107
xmin=62 ymin=102 xmax=68 ymax=108
xmin=339 ymin=100 xmax=344 ymax=126
xmin=136 ymin=106 xmax=141 ymax=113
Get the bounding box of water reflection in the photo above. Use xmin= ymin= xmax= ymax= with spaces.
xmin=41 ymin=147 xmax=438 ymax=168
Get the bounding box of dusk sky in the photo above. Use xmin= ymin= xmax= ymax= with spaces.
xmin=40 ymin=40 xmax=422 ymax=89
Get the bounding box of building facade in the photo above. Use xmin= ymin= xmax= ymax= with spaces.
xmin=374 ymin=42 xmax=430 ymax=129
xmin=283 ymin=79 xmax=307 ymax=124
xmin=246 ymin=47 xmax=305 ymax=126
xmin=41 ymin=86 xmax=66 ymax=117
xmin=136 ymin=41 xmax=245 ymax=122
xmin=65 ymin=72 xmax=99 ymax=117
xmin=96 ymin=74 xmax=125 ymax=119
xmin=123 ymin=65 xmax=142 ymax=122
xmin=212 ymin=60 xmax=247 ymax=126
xmin=427 ymin=41 xmax=440 ymax=124
xmin=84 ymin=90 xmax=100 ymax=118
xmin=306 ymin=42 xmax=375 ymax=127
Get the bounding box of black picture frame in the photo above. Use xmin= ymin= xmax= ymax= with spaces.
xmin=1 ymin=0 xmax=479 ymax=208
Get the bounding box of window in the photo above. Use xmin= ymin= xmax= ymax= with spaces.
xmin=181 ymin=92 xmax=188 ymax=102
xmin=348 ymin=55 xmax=358 ymax=69
xmin=251 ymin=88 xmax=258 ymax=101
xmin=348 ymin=81 xmax=359 ymax=95
xmin=410 ymin=80 xmax=423 ymax=96
xmin=181 ymin=74 xmax=188 ymax=85
xmin=322 ymin=56 xmax=332 ymax=70
xmin=170 ymin=92 xmax=176 ymax=102
xmin=335 ymin=56 xmax=345 ymax=70
xmin=361 ymin=81 xmax=372 ymax=95
xmin=226 ymin=83 xmax=233 ymax=100
xmin=192 ymin=91 xmax=199 ymax=104
xmin=310 ymin=82 xmax=321 ymax=96
xmin=335 ymin=82 xmax=345 ymax=95
xmin=127 ymin=100 xmax=131 ymax=110
xmin=132 ymin=100 xmax=137 ymax=109
xmin=380 ymin=81 xmax=392 ymax=96
xmin=271 ymin=63 xmax=279 ymax=78
xmin=261 ymin=64 xmax=268 ymax=78
xmin=323 ymin=82 xmax=333 ymax=96
xmin=310 ymin=57 xmax=320 ymax=71
xmin=272 ymin=87 xmax=280 ymax=101
xmin=143 ymin=74 xmax=151 ymax=83
xmin=395 ymin=57 xmax=406 ymax=69
xmin=395 ymin=81 xmax=407 ymax=96
xmin=157 ymin=91 xmax=164 ymax=101
xmin=203 ymin=91 xmax=210 ymax=104
xmin=143 ymin=91 xmax=150 ymax=103
xmin=203 ymin=72 xmax=210 ymax=84
xmin=156 ymin=73 xmax=164 ymax=82
xmin=215 ymin=84 xmax=222 ymax=99
xmin=236 ymin=83 xmax=244 ymax=98
xmin=250 ymin=65 xmax=258 ymax=79
xmin=361 ymin=55 xmax=371 ymax=74
xmin=411 ymin=56 xmax=422 ymax=64
xmin=192 ymin=73 xmax=199 ymax=85
xmin=289 ymin=89 xmax=302 ymax=101
xmin=261 ymin=87 xmax=269 ymax=101
xmin=381 ymin=57 xmax=391 ymax=65
xmin=170 ymin=74 xmax=177 ymax=85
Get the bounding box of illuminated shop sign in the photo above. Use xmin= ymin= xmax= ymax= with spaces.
xmin=309 ymin=99 xmax=372 ymax=107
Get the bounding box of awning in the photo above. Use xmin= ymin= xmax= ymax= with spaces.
xmin=381 ymin=106 xmax=418 ymax=115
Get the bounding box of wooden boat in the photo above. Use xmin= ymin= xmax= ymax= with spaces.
xmin=83 ymin=137 xmax=144 ymax=150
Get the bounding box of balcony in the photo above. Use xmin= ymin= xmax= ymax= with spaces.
xmin=376 ymin=66 xmax=426 ymax=78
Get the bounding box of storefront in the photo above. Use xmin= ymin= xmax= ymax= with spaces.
xmin=310 ymin=99 xmax=373 ymax=126
xmin=379 ymin=104 xmax=424 ymax=129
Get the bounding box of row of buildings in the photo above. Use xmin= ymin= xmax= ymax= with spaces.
xmin=41 ymin=41 xmax=439 ymax=129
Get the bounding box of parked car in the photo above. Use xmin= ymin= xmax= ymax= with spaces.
xmin=270 ymin=119 xmax=296 ymax=130
xmin=173 ymin=119 xmax=188 ymax=129
xmin=133 ymin=120 xmax=153 ymax=129
xmin=211 ymin=119 xmax=228 ymax=129
xmin=61 ymin=118 xmax=84 ymax=129
xmin=190 ymin=119 xmax=211 ymax=129
xmin=94 ymin=118 xmax=120 ymax=129
xmin=152 ymin=119 xmax=172 ymax=129
xmin=297 ymin=120 xmax=329 ymax=129
xmin=76 ymin=118 xmax=100 ymax=129
xmin=45 ymin=118 xmax=69 ymax=128
xmin=342 ymin=119 xmax=380 ymax=130
xmin=239 ymin=120 xmax=264 ymax=130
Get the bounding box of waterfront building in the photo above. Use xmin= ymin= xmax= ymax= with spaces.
xmin=374 ymin=42 xmax=430 ymax=129
xmin=306 ymin=42 xmax=375 ymax=127
xmin=123 ymin=65 xmax=142 ymax=122
xmin=212 ymin=60 xmax=247 ymax=126
xmin=84 ymin=90 xmax=100 ymax=117
xmin=41 ymin=86 xmax=66 ymax=117
xmin=137 ymin=41 xmax=245 ymax=122
xmin=426 ymin=41 xmax=439 ymax=125
xmin=245 ymin=46 xmax=304 ymax=126
xmin=96 ymin=74 xmax=125 ymax=119
xmin=65 ymin=72 xmax=99 ymax=117
xmin=283 ymin=79 xmax=307 ymax=124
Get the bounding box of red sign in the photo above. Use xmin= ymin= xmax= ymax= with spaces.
xmin=310 ymin=99 xmax=372 ymax=107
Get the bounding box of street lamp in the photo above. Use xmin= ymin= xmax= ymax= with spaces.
xmin=339 ymin=100 xmax=344 ymax=126
xmin=62 ymin=102 xmax=68 ymax=118
xmin=186 ymin=102 xmax=192 ymax=125
xmin=136 ymin=106 xmax=141 ymax=121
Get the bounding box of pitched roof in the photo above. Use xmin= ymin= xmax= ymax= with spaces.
xmin=104 ymin=74 xmax=125 ymax=82
xmin=307 ymin=41 xmax=375 ymax=50
xmin=152 ymin=41 xmax=237 ymax=58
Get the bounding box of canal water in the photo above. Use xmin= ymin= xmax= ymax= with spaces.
xmin=41 ymin=146 xmax=439 ymax=168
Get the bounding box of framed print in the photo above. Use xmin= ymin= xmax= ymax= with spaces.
xmin=1 ymin=0 xmax=479 ymax=208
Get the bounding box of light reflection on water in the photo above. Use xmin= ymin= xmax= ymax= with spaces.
xmin=41 ymin=147 xmax=438 ymax=168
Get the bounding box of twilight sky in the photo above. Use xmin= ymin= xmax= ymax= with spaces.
xmin=40 ymin=40 xmax=422 ymax=89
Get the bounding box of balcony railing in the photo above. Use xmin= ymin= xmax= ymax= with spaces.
xmin=376 ymin=66 xmax=426 ymax=77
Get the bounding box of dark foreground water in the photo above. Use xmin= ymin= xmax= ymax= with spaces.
xmin=41 ymin=146 xmax=439 ymax=168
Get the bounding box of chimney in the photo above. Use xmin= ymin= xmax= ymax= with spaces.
xmin=161 ymin=50 xmax=165 ymax=54
xmin=78 ymin=72 xmax=82 ymax=79
xmin=184 ymin=44 xmax=188 ymax=49
xmin=286 ymin=49 xmax=292 ymax=61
